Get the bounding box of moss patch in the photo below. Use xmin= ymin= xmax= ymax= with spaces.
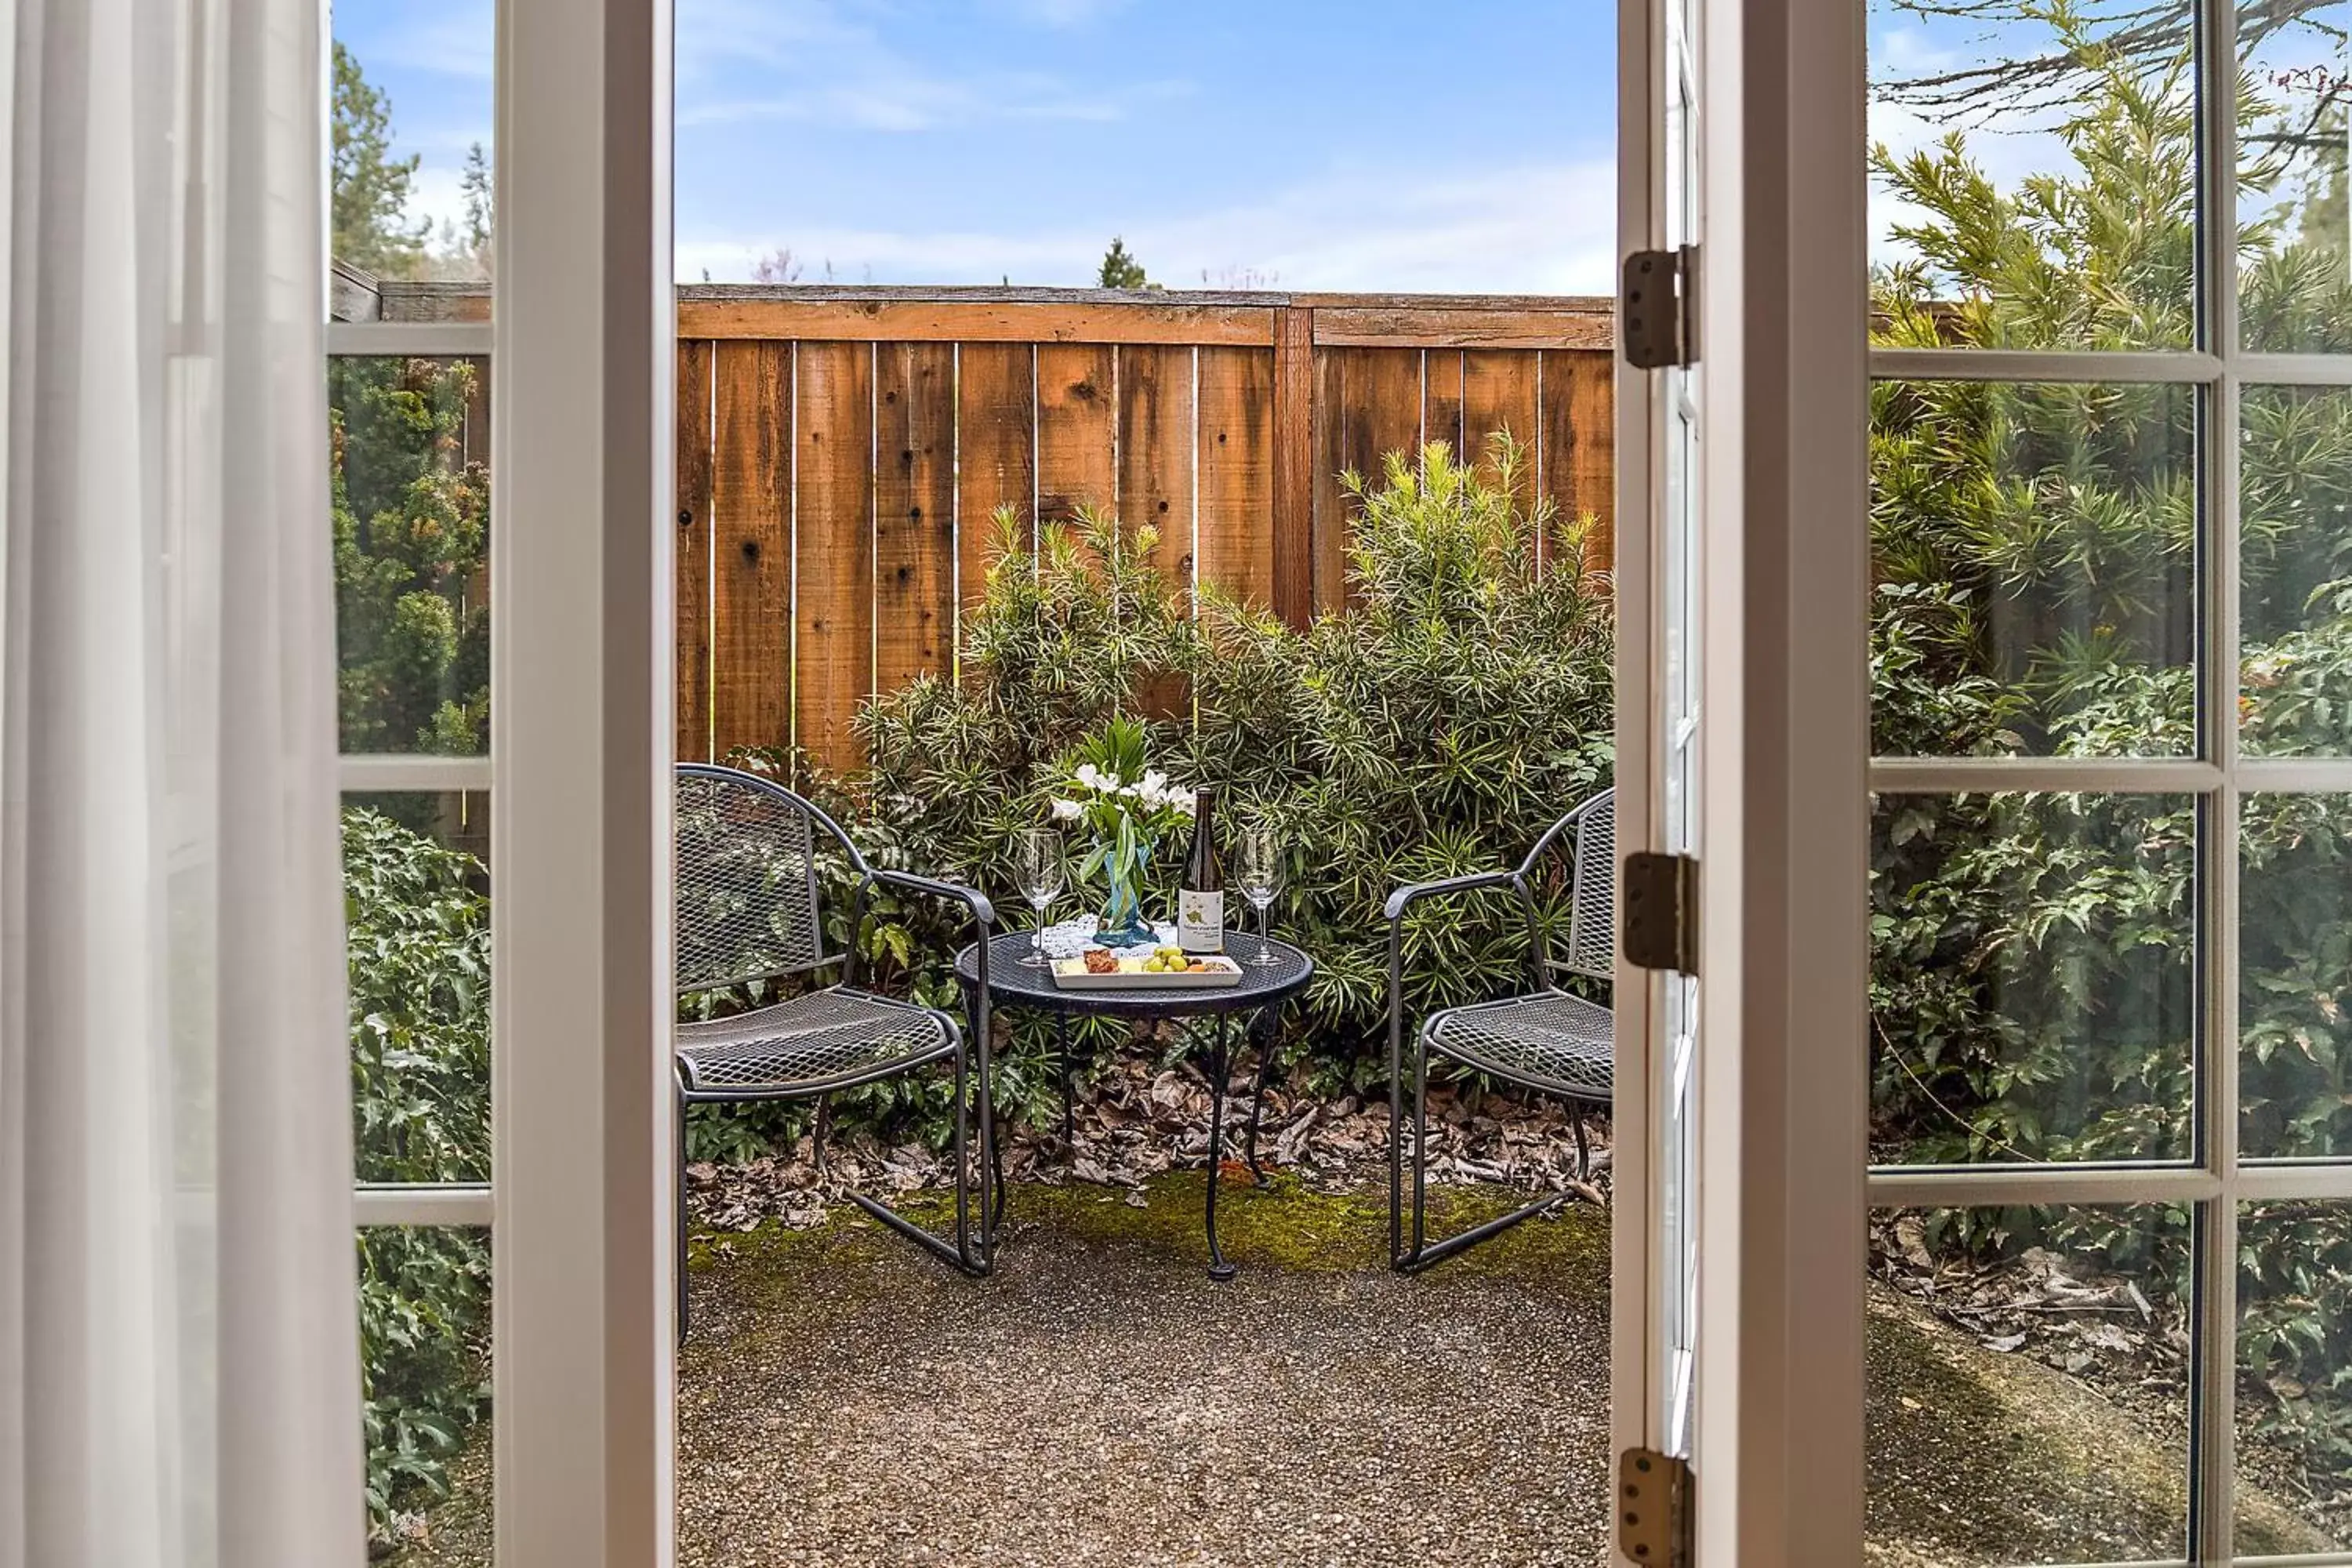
xmin=981 ymin=1172 xmax=1607 ymax=1283
xmin=695 ymin=1174 xmax=1608 ymax=1297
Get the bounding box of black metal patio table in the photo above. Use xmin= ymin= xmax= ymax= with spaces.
xmin=953 ymin=931 xmax=1314 ymax=1280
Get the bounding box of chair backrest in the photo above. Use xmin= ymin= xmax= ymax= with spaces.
xmin=1559 ymin=788 xmax=1616 ymax=982
xmin=674 ymin=765 xmax=833 ymax=994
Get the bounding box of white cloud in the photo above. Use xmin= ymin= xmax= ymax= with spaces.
xmin=679 ymin=158 xmax=1617 ymax=294
xmin=406 ymin=165 xmax=473 ymax=240
xmin=674 ymin=0 xmax=1181 ymax=132
xmin=979 ymin=0 xmax=1133 ymax=25
xmin=341 ymin=0 xmax=493 ymax=80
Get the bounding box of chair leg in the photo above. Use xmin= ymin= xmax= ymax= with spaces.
xmin=675 ymin=1088 xmax=690 ymax=1345
xmin=1410 ymin=1025 xmax=1431 ymax=1261
xmin=846 ymin=1041 xmax=992 ymax=1279
xmin=1394 ymin=1047 xmax=1573 ymax=1276
xmin=1572 ymin=1102 xmax=1590 ymax=1183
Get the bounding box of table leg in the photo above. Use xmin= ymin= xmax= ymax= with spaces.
xmin=1204 ymin=1012 xmax=1237 ymax=1282
xmin=1243 ymin=1004 xmax=1277 ymax=1189
xmin=1058 ymin=1011 xmax=1075 ymax=1151
xmin=967 ymin=977 xmax=1005 ymax=1248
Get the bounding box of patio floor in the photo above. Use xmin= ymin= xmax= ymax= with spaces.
xmin=674 ymin=1177 xmax=1613 ymax=1568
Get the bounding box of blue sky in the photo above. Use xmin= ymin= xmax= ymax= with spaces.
xmin=331 ymin=0 xmax=1619 ymax=292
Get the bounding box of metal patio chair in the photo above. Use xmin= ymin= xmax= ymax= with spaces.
xmin=1388 ymin=787 xmax=1614 ymax=1274
xmin=673 ymin=764 xmax=998 ymax=1338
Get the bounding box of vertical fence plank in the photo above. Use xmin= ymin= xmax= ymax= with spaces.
xmin=1036 ymin=343 xmax=1116 ymax=524
xmin=1269 ymin=309 xmax=1316 ymax=628
xmin=1117 ymin=343 xmax=1196 ymax=594
xmin=1464 ymin=350 xmax=1542 ymax=562
xmin=1422 ymin=349 xmax=1465 ymax=463
xmin=1541 ymin=348 xmax=1617 ymax=575
xmin=710 ymin=340 xmax=793 ymax=761
xmin=1312 ymin=346 xmax=1423 ymax=610
xmin=956 ymin=343 xmax=1035 ymax=621
xmin=794 ymin=342 xmax=876 ymax=775
xmin=874 ymin=342 xmax=956 ymax=692
xmin=674 ymin=340 xmax=715 ymax=761
xmin=1119 ymin=343 xmax=1196 ymax=717
xmin=1196 ymin=346 xmax=1275 ymax=610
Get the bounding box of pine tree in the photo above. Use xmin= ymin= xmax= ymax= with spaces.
xmin=459 ymin=141 xmax=493 ymax=267
xmin=332 ymin=44 xmax=427 ymax=277
xmin=1097 ymin=236 xmax=1149 ymax=289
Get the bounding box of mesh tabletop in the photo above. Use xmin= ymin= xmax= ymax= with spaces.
xmin=955 ymin=931 xmax=1313 ymax=1018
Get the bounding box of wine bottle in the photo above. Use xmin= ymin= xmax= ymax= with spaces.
xmin=1178 ymin=789 xmax=1225 ymax=954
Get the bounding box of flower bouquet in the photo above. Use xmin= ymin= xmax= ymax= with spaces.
xmin=1047 ymin=718 xmax=1195 ymax=949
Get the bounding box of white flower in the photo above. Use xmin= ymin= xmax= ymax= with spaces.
xmin=1050 ymin=798 xmax=1083 ymax=822
xmin=1171 ymin=792 xmax=1196 ymax=816
xmin=1141 ymin=768 xmax=1169 ymax=798
xmin=1074 ymin=763 xmax=1106 ymax=792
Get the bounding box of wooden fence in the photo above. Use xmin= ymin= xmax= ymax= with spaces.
xmin=339 ymin=278 xmax=1619 ymax=775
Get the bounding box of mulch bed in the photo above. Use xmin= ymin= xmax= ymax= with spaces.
xmin=688 ymin=1056 xmax=1609 ymax=1234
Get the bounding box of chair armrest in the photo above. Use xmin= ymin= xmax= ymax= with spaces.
xmin=1382 ymin=869 xmax=1517 ymax=924
xmin=869 ymin=866 xmax=997 ymax=929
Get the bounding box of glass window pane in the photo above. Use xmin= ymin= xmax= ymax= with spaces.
xmin=1870 ymin=793 xmax=2195 ymax=1164
xmin=2238 ymin=0 xmax=2352 ymax=354
xmin=347 ymin=793 xmax=491 ymax=1185
xmin=1867 ymin=1204 xmax=2191 ymax=1564
xmin=332 ymin=357 xmax=490 ymax=756
xmin=331 ymin=2 xmax=492 ymax=285
xmin=2238 ymin=1202 xmax=2352 ymax=1554
xmin=2241 ymin=791 xmax=2352 ymax=1157
xmin=1867 ymin=0 xmax=2196 ymax=350
xmin=2241 ymin=384 xmax=2352 ymax=754
xmin=362 ymin=1225 xmax=492 ymax=1563
xmin=1871 ymin=380 xmax=2197 ymax=757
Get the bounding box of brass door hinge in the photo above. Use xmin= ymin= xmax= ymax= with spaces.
xmin=1622 ymin=851 xmax=1699 ymax=975
xmin=1617 ymin=1446 xmax=1693 ymax=1566
xmin=1621 ymin=245 xmax=1699 ymax=369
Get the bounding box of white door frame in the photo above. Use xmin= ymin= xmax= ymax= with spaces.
xmin=1610 ymin=0 xmax=1872 ymax=1559
xmin=491 ymin=0 xmax=676 ymax=1564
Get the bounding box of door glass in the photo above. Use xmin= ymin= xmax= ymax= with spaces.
xmin=1865 ymin=1204 xmax=2192 ymax=1565
xmin=361 ymin=1225 xmax=492 ymax=1559
xmin=2236 ymin=1201 xmax=2352 ymax=1552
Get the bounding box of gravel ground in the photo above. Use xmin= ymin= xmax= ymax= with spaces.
xmin=382 ymin=1173 xmax=2336 ymax=1568
xmin=675 ymin=1178 xmax=1613 ymax=1568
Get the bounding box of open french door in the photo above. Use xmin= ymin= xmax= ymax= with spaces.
xmin=1608 ymin=0 xmax=1704 ymax=1545
xmin=1608 ymin=0 xmax=1872 ymax=1559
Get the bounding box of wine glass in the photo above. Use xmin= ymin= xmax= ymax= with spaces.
xmin=1014 ymin=827 xmax=1065 ymax=967
xmin=1238 ymin=826 xmax=1283 ymax=966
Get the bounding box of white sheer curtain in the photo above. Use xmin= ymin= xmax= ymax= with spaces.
xmin=0 ymin=0 xmax=363 ymax=1565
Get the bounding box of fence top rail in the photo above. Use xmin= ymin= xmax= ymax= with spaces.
xmin=349 ymin=276 xmax=1619 ymax=349
xmin=673 ymin=283 xmax=1617 ymax=314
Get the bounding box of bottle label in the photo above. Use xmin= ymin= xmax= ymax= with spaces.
xmin=1178 ymin=890 xmax=1225 ymax=953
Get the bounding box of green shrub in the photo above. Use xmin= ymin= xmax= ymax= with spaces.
xmin=845 ymin=439 xmax=1613 ymax=1114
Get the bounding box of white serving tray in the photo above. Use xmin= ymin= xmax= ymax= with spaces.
xmin=1050 ymin=953 xmax=1245 ymax=990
